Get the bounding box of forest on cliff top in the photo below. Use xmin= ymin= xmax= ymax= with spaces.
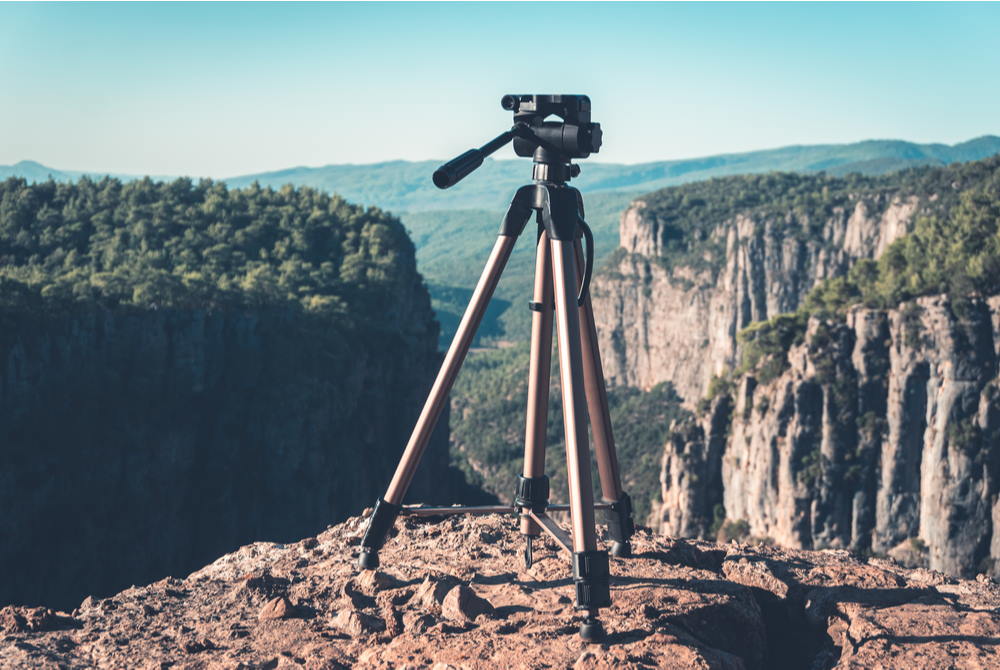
xmin=735 ymin=154 xmax=1000 ymax=385
xmin=0 ymin=177 xmax=454 ymax=610
xmin=0 ymin=177 xmax=425 ymax=340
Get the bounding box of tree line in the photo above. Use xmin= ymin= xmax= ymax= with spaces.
xmin=0 ymin=176 xmax=423 ymax=334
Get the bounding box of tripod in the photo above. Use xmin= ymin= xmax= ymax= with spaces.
xmin=355 ymin=95 xmax=635 ymax=641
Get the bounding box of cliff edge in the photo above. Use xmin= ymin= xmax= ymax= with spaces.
xmin=3 ymin=513 xmax=998 ymax=669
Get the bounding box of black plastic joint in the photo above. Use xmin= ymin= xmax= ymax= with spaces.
xmin=360 ymin=497 xmax=401 ymax=552
xmin=573 ymin=550 xmax=611 ymax=609
xmin=606 ymin=492 xmax=635 ymax=543
xmin=499 ymin=185 xmax=536 ymax=237
xmin=513 ymin=475 xmax=549 ymax=512
xmin=540 ymin=186 xmax=583 ymax=241
xmin=528 ymin=300 xmax=554 ymax=312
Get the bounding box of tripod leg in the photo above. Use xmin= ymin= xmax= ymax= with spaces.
xmin=516 ymin=229 xmax=555 ymax=568
xmin=358 ymin=233 xmax=518 ymax=569
xmin=574 ymin=241 xmax=636 ymax=558
xmin=550 ymin=236 xmax=610 ymax=641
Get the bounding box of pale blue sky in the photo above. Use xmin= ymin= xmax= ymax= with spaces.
xmin=1 ymin=2 xmax=998 ymax=177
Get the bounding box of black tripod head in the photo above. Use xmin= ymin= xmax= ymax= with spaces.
xmin=502 ymin=94 xmax=602 ymax=161
xmin=433 ymin=94 xmax=602 ymax=189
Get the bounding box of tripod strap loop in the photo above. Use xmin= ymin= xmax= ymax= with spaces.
xmin=577 ymin=218 xmax=595 ymax=306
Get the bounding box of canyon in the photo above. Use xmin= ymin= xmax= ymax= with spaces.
xmin=590 ymin=158 xmax=1000 ymax=579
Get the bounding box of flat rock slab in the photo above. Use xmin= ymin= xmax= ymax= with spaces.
xmin=2 ymin=514 xmax=998 ymax=669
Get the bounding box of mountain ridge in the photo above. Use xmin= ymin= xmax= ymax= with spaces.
xmin=4 ymin=134 xmax=998 ymax=213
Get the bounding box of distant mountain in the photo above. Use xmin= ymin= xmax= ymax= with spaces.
xmin=9 ymin=136 xmax=998 ymax=345
xmin=5 ymin=135 xmax=999 ymax=213
xmin=0 ymin=160 xmax=168 ymax=184
xmin=224 ymin=135 xmax=1000 ymax=211
xmin=0 ymin=160 xmax=76 ymax=182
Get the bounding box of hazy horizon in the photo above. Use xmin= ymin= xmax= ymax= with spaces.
xmin=4 ymin=133 xmax=999 ymax=182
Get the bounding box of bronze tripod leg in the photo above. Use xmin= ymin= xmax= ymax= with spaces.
xmin=550 ymin=236 xmax=610 ymax=641
xmin=573 ymin=241 xmax=636 ymax=557
xmin=518 ymin=230 xmax=555 ymax=561
xmin=357 ymin=234 xmax=517 ymax=569
xmin=551 ymin=237 xmax=599 ymax=553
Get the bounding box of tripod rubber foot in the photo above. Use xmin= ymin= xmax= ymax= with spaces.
xmin=358 ymin=550 xmax=380 ymax=570
xmin=610 ymin=541 xmax=632 ymax=558
xmin=579 ymin=617 xmax=605 ymax=642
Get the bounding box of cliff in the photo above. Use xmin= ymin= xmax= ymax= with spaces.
xmin=656 ymin=295 xmax=1000 ymax=578
xmin=0 ymin=177 xmax=462 ymax=612
xmin=0 ymin=301 xmax=453 ymax=613
xmin=587 ymin=159 xmax=1000 ymax=578
xmin=591 ymin=160 xmax=1000 ymax=404
xmin=592 ymin=187 xmax=921 ymax=403
xmin=3 ymin=512 xmax=999 ymax=669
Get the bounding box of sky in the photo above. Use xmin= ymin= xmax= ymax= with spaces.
xmin=1 ymin=2 xmax=999 ymax=177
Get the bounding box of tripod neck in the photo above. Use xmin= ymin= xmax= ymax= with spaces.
xmin=532 ymin=146 xmax=581 ymax=185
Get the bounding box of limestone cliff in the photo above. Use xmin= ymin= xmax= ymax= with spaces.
xmin=592 ymin=191 xmax=921 ymax=403
xmin=655 ymin=296 xmax=1000 ymax=578
xmin=0 ymin=301 xmax=451 ymax=612
xmin=590 ymin=161 xmax=1000 ymax=578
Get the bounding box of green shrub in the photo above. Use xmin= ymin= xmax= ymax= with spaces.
xmin=716 ymin=518 xmax=751 ymax=543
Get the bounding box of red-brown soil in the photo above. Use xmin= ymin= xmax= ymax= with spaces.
xmin=2 ymin=512 xmax=999 ymax=669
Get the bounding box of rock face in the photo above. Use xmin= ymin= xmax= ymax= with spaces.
xmin=2 ymin=513 xmax=998 ymax=669
xmin=592 ymin=193 xmax=920 ymax=403
xmin=657 ymin=295 xmax=1000 ymax=578
xmin=0 ymin=300 xmax=451 ymax=612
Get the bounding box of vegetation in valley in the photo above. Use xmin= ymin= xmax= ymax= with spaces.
xmin=401 ymin=190 xmax=638 ymax=346
xmin=449 ymin=343 xmax=687 ymax=521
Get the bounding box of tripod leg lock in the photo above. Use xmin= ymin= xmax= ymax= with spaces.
xmin=572 ymin=550 xmax=611 ymax=609
xmin=358 ymin=497 xmax=401 ymax=569
xmin=605 ymin=492 xmax=636 ymax=546
xmin=527 ymin=300 xmax=554 ymax=312
xmin=513 ymin=475 xmax=550 ymax=512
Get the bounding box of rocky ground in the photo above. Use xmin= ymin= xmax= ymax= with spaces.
xmin=2 ymin=512 xmax=999 ymax=669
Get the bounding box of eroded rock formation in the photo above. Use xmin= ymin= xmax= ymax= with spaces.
xmin=593 ymin=193 xmax=921 ymax=403
xmin=656 ymin=296 xmax=1000 ymax=578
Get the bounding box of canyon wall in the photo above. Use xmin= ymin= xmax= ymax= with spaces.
xmin=654 ymin=296 xmax=1000 ymax=577
xmin=589 ymin=160 xmax=1000 ymax=577
xmin=592 ymin=192 xmax=921 ymax=403
xmin=0 ymin=302 xmax=450 ymax=611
